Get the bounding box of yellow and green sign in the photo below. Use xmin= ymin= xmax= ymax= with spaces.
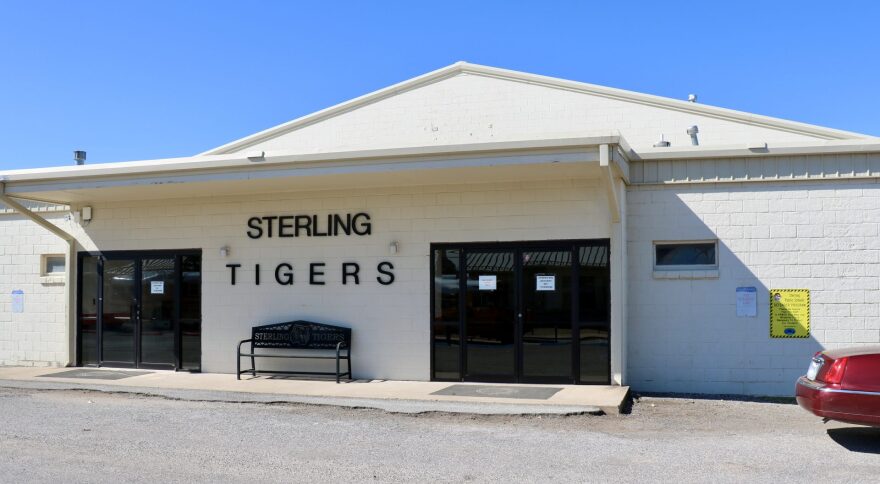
xmin=769 ymin=289 xmax=810 ymax=338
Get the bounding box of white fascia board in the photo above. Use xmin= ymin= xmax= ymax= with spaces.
xmin=8 ymin=150 xmax=599 ymax=196
xmin=633 ymin=139 xmax=880 ymax=161
xmin=0 ymin=136 xmax=619 ymax=190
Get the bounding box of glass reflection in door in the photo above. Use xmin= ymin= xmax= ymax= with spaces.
xmin=102 ymin=259 xmax=136 ymax=364
xmin=521 ymin=249 xmax=573 ymax=381
xmin=79 ymin=256 xmax=99 ymax=365
xmin=179 ymin=255 xmax=202 ymax=371
xmin=140 ymin=257 xmax=176 ymax=367
xmin=578 ymin=244 xmax=611 ymax=383
xmin=464 ymin=250 xmax=516 ymax=381
xmin=432 ymin=249 xmax=461 ymax=380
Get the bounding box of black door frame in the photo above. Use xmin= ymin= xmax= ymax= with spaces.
xmin=429 ymin=239 xmax=611 ymax=385
xmin=76 ymin=249 xmax=201 ymax=371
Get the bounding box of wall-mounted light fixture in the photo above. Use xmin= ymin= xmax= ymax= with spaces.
xmin=389 ymin=241 xmax=399 ymax=255
xmin=220 ymin=246 xmax=230 ymax=258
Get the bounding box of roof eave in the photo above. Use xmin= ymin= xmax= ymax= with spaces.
xmin=2 ymin=136 xmax=624 ymax=185
xmin=632 ymin=138 xmax=880 ymax=161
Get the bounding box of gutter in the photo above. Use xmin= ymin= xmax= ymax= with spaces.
xmin=631 ymin=138 xmax=880 ymax=161
xmin=0 ymin=181 xmax=76 ymax=367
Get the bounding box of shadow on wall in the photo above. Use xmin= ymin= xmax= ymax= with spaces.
xmin=624 ymin=180 xmax=880 ymax=397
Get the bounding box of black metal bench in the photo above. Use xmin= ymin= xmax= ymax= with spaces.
xmin=237 ymin=320 xmax=352 ymax=383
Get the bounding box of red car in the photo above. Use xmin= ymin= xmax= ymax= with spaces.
xmin=796 ymin=345 xmax=880 ymax=427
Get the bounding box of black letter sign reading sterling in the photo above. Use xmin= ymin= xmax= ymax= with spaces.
xmin=247 ymin=213 xmax=371 ymax=239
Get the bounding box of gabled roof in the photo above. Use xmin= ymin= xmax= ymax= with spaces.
xmin=201 ymin=62 xmax=871 ymax=156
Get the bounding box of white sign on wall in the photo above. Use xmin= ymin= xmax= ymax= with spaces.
xmin=151 ymin=281 xmax=165 ymax=295
xmin=11 ymin=290 xmax=23 ymax=313
xmin=536 ymin=275 xmax=556 ymax=291
xmin=736 ymin=287 xmax=757 ymax=317
xmin=478 ymin=275 xmax=497 ymax=291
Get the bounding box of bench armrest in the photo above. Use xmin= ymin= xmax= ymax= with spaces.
xmin=238 ymin=339 xmax=254 ymax=354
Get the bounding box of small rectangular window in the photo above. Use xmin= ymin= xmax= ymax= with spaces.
xmin=654 ymin=241 xmax=717 ymax=270
xmin=42 ymin=255 xmax=66 ymax=275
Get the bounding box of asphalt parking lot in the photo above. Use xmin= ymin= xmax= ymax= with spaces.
xmin=0 ymin=387 xmax=877 ymax=483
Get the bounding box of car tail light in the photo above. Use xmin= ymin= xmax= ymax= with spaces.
xmin=818 ymin=357 xmax=849 ymax=384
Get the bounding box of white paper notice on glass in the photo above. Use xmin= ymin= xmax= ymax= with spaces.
xmin=151 ymin=281 xmax=165 ymax=295
xmin=478 ymin=275 xmax=497 ymax=291
xmin=736 ymin=286 xmax=757 ymax=317
xmin=536 ymin=275 xmax=556 ymax=291
xmin=11 ymin=290 xmax=23 ymax=313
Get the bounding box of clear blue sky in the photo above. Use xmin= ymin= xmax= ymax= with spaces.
xmin=2 ymin=1 xmax=879 ymax=170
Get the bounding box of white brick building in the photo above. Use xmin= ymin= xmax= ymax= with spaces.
xmin=1 ymin=62 xmax=878 ymax=395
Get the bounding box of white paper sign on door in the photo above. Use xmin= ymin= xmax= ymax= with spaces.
xmin=151 ymin=281 xmax=165 ymax=294
xmin=478 ymin=275 xmax=497 ymax=291
xmin=536 ymin=275 xmax=556 ymax=291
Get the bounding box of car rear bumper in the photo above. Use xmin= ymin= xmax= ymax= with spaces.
xmin=796 ymin=376 xmax=880 ymax=427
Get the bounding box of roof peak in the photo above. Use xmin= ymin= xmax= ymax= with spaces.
xmin=201 ymin=62 xmax=873 ymax=156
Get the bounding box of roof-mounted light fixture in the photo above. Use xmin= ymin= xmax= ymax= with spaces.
xmin=74 ymin=150 xmax=86 ymax=165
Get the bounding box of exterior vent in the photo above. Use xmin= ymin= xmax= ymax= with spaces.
xmin=653 ymin=135 xmax=671 ymax=148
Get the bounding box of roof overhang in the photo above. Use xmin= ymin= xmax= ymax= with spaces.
xmin=632 ymin=138 xmax=880 ymax=161
xmin=0 ymin=136 xmax=631 ymax=204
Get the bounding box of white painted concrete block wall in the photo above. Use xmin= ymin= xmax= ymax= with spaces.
xmin=12 ymin=171 xmax=879 ymax=396
xmin=73 ymin=178 xmax=609 ymax=379
xmin=627 ymin=180 xmax=880 ymax=396
xmin=244 ymin=74 xmax=824 ymax=156
xmin=0 ymin=213 xmax=70 ymax=366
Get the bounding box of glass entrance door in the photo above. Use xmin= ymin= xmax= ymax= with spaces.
xmin=140 ymin=257 xmax=176 ymax=368
xmin=431 ymin=240 xmax=610 ymax=385
xmin=521 ymin=249 xmax=573 ymax=382
xmin=463 ymin=249 xmax=516 ymax=381
xmin=78 ymin=251 xmax=202 ymax=371
xmin=101 ymin=258 xmax=137 ymax=366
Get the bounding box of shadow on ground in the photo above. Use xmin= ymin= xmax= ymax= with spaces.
xmin=632 ymin=391 xmax=797 ymax=405
xmin=827 ymin=427 xmax=880 ymax=454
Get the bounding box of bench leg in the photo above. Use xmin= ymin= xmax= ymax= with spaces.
xmin=250 ymin=341 xmax=256 ymax=377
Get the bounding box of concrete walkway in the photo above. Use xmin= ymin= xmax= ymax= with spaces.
xmin=0 ymin=366 xmax=629 ymax=415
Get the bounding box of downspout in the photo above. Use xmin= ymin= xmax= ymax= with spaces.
xmin=0 ymin=182 xmax=77 ymax=367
